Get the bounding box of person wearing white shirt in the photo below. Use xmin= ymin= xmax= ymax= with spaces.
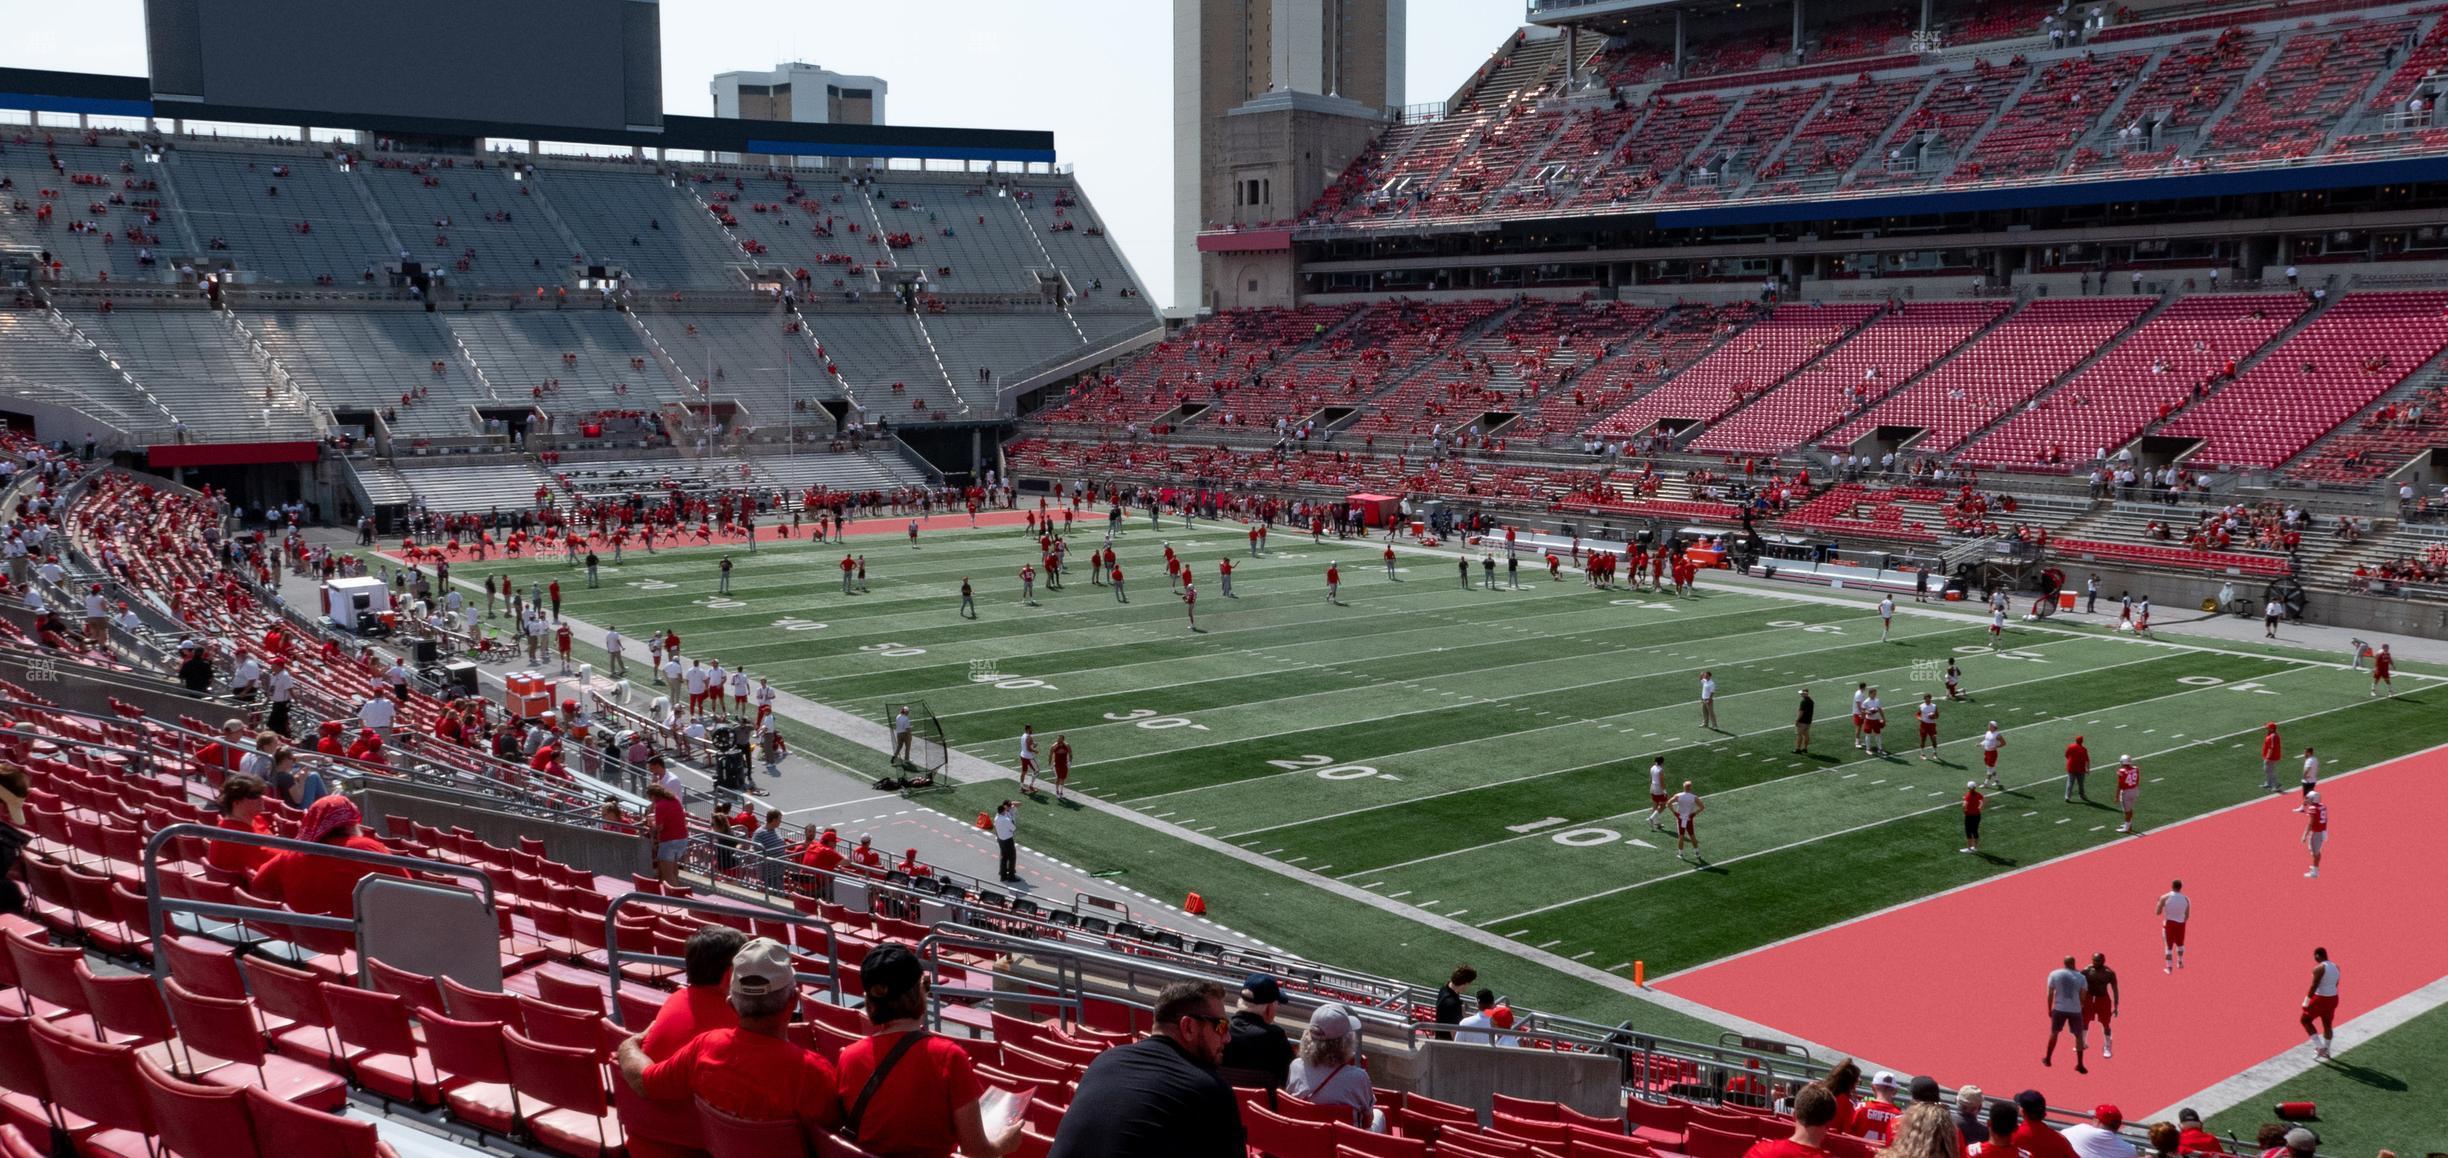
xmin=2296 ymin=747 xmax=2320 ymax=810
xmin=1698 ymin=672 xmax=1719 ymax=731
xmin=2155 ymin=881 xmax=2191 ymax=972
xmin=1979 ymin=722 xmax=2006 ymax=788
xmin=754 ymin=678 xmax=776 ymax=726
xmin=603 ymin=626 xmax=626 ymax=677
xmin=661 ymin=655 xmax=685 ymax=706
xmin=36 ymin=559 xmax=62 ymax=586
xmin=385 ymin=660 xmax=412 ymax=703
xmin=992 ymin=800 xmax=1020 ymax=882
xmin=265 ymin=662 xmax=295 ymax=736
xmin=230 ymin=655 xmax=263 ymax=700
xmin=727 ymin=669 xmax=750 ymax=714
xmin=1646 ymin=757 xmax=1669 ymax=831
xmin=359 ymin=693 xmax=397 ymax=735
xmin=2062 ymin=1107 xmax=2140 ymax=1158
xmin=1861 ymin=690 xmax=1886 ymax=755
xmin=1456 ymin=988 xmax=1502 ymax=1044
xmin=684 ymin=662 xmax=710 ymax=716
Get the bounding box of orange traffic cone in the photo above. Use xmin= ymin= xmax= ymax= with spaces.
xmin=975 ymin=812 xmax=991 ymax=830
xmin=1184 ymin=892 xmax=1206 ymax=915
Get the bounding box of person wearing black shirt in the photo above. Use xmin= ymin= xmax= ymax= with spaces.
xmin=1216 ymin=973 xmax=1294 ymax=1091
xmin=1432 ymin=964 xmax=1477 ymax=1040
xmin=178 ymin=646 xmax=215 ymax=695
xmin=1795 ymin=688 xmax=1816 ymax=752
xmin=1048 ymin=980 xmax=1244 ymax=1158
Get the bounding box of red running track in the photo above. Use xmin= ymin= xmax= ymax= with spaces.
xmin=1655 ymin=742 xmax=2448 ymax=1114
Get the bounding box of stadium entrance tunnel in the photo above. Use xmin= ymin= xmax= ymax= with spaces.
xmin=1474 ymin=411 xmax=1521 ymax=436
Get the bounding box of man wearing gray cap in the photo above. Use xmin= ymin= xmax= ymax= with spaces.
xmin=616 ymin=936 xmax=841 ymax=1131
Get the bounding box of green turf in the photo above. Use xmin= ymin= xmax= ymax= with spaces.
xmin=2205 ymin=998 xmax=2448 ymax=1155
xmin=486 ymin=523 xmax=2445 ymax=1064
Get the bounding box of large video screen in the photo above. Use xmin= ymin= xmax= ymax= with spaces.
xmin=152 ymin=0 xmax=657 ymax=132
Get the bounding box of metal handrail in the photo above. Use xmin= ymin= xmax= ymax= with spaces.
xmin=603 ymin=889 xmax=843 ymax=1019
xmin=141 ymin=820 xmax=500 ymax=986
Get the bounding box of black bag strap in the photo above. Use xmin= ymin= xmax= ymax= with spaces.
xmin=843 ymin=1029 xmax=929 ymax=1140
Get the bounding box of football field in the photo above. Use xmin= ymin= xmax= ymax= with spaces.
xmin=487 ymin=517 xmax=2448 ymax=1110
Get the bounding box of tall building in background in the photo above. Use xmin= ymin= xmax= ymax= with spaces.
xmin=1174 ymin=0 xmax=1404 ymax=314
xmin=710 ymin=62 xmax=888 ymax=167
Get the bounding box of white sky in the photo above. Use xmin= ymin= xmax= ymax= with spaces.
xmin=2 ymin=1 xmax=1526 ymax=311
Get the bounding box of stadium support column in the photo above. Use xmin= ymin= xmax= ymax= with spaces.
xmin=1564 ymin=26 xmax=1578 ymax=89
xmin=1793 ymin=0 xmax=1805 ymax=60
xmin=972 ymin=429 xmax=983 ymax=479
xmin=1920 ymin=0 xmax=1933 ymax=39
xmin=1674 ymin=12 xmax=1686 ymax=77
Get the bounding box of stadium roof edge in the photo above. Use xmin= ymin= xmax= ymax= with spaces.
xmin=1292 ymin=154 xmax=2448 ymax=241
xmin=0 ymin=67 xmax=1056 ymax=164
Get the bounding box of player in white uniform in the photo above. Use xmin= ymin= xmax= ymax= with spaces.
xmin=1671 ymin=782 xmax=1705 ymax=862
xmin=1861 ymin=689 xmax=1887 ymax=755
xmin=2295 ymin=747 xmax=2321 ymax=811
xmin=1646 ymin=758 xmax=1670 ymax=832
xmin=1851 ymin=683 xmax=1870 ymax=749
xmin=1978 ymin=723 xmax=2006 ymax=789
xmin=1878 ymin=595 xmax=1896 ymax=642
xmin=1915 ymin=695 xmax=1941 ymax=759
xmin=1989 ymin=607 xmax=2007 ymax=645
xmin=1017 ymin=726 xmax=1040 ymax=794
xmin=2155 ymin=880 xmax=2191 ymax=972
xmin=2302 ymin=949 xmax=2342 ymax=1058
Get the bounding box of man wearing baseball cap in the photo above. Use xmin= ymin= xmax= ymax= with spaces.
xmin=2061 ymin=1104 xmax=2134 ymax=1158
xmin=2173 ymin=1109 xmax=2221 ymax=1155
xmin=1218 ymin=973 xmax=1294 ymax=1091
xmin=618 ymin=936 xmax=841 ymax=1131
xmin=1854 ymin=1071 xmax=1905 ymax=1144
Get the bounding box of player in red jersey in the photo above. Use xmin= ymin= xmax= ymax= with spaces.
xmin=2155 ymin=880 xmax=2191 ymax=971
xmin=1546 ymin=551 xmax=1561 ymax=580
xmin=2260 ymin=721 xmax=2285 ymax=794
xmin=1384 ymin=543 xmax=1398 ymax=580
xmin=1218 ymin=557 xmax=1235 ymax=598
xmin=1181 ymin=578 xmax=1199 ymax=631
xmin=2370 ymin=643 xmax=2393 ymax=696
xmin=2301 ymin=790 xmax=2328 ymax=878
xmin=1326 ymin=563 xmax=1342 ymax=605
xmin=2114 ymin=755 xmax=2141 ymax=833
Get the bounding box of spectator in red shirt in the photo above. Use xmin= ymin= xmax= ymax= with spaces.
xmin=2012 ymin=1091 xmax=2080 ymax=1158
xmin=850 ymin=834 xmax=885 ymax=871
xmin=639 ymin=925 xmax=745 ymax=1060
xmin=646 ymin=782 xmax=689 ymax=888
xmin=206 ymin=774 xmax=275 ymax=877
xmin=836 ymin=943 xmax=1021 ymax=1158
xmin=193 ymin=718 xmax=251 ymax=781
xmin=1745 ymin=1082 xmax=1841 ymax=1158
xmin=248 ymin=795 xmax=402 ymax=919
xmin=897 ymin=849 xmax=934 ymax=879
xmin=2173 ymin=1110 xmax=2222 ymax=1155
xmin=617 ymin=937 xmax=840 ymax=1134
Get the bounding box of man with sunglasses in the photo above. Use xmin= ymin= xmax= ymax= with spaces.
xmin=1049 ymin=980 xmax=1246 ymax=1157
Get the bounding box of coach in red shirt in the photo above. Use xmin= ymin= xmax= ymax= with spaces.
xmin=618 ymin=937 xmax=840 ymax=1134
xmin=1744 ymin=1084 xmax=1840 ymax=1158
